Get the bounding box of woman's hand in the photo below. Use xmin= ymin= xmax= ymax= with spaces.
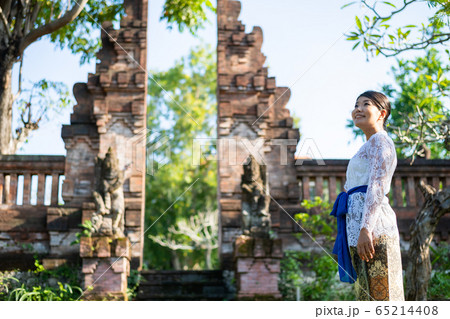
xmin=357 ymin=228 xmax=375 ymax=262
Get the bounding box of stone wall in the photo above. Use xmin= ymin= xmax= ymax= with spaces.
xmin=0 ymin=155 xmax=75 ymax=269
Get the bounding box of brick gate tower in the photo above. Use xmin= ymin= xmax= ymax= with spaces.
xmin=217 ymin=0 xmax=301 ymax=270
xmin=62 ymin=0 xmax=148 ymax=276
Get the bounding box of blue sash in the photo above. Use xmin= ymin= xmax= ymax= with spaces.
xmin=330 ymin=184 xmax=368 ymax=284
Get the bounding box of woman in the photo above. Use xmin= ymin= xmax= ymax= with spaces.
xmin=332 ymin=90 xmax=405 ymax=301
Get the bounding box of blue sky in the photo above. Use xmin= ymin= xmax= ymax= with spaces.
xmin=14 ymin=0 xmax=436 ymax=159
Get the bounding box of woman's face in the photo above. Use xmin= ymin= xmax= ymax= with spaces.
xmin=352 ymin=96 xmax=385 ymax=130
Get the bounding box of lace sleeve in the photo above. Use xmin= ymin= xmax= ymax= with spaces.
xmin=360 ymin=133 xmax=396 ymax=233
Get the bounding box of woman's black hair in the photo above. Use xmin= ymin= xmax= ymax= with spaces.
xmin=357 ymin=90 xmax=391 ymax=130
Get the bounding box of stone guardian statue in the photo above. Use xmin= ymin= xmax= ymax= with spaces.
xmin=90 ymin=147 xmax=125 ymax=238
xmin=240 ymin=154 xmax=271 ymax=238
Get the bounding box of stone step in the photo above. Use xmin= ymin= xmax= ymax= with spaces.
xmin=136 ymin=270 xmax=233 ymax=301
xmin=138 ymin=282 xmax=226 ymax=289
xmin=135 ymin=293 xmax=228 ymax=301
xmin=140 ymin=270 xmax=224 ymax=282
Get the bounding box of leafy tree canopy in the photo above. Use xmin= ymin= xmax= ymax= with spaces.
xmin=161 ymin=0 xmax=216 ymax=35
xmin=343 ymin=0 xmax=450 ymax=58
xmin=346 ymin=48 xmax=450 ymax=160
xmin=144 ymin=43 xmax=217 ymax=269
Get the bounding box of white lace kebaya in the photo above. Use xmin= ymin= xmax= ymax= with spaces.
xmin=344 ymin=130 xmax=400 ymax=247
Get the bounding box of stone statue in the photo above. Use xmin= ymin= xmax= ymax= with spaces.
xmin=90 ymin=147 xmax=125 ymax=238
xmin=240 ymin=155 xmax=271 ymax=237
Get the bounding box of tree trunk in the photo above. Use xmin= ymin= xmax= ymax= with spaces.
xmin=171 ymin=250 xmax=181 ymax=270
xmin=0 ymin=0 xmax=90 ymax=155
xmin=405 ymin=181 xmax=450 ymax=301
xmin=205 ymin=247 xmax=212 ymax=270
xmin=0 ymin=60 xmax=14 ymax=155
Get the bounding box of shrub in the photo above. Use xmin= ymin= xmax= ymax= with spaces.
xmin=279 ymin=197 xmax=355 ymax=300
xmin=279 ymin=250 xmax=355 ymax=301
xmin=0 ymin=258 xmax=82 ymax=301
xmin=127 ymin=269 xmax=142 ymax=300
xmin=427 ymin=242 xmax=450 ymax=301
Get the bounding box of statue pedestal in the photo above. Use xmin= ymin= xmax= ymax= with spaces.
xmin=233 ymin=235 xmax=283 ymax=300
xmin=80 ymin=236 xmax=131 ymax=300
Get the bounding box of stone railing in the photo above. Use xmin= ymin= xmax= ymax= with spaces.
xmin=0 ymin=155 xmax=65 ymax=207
xmin=0 ymin=155 xmax=69 ymax=270
xmin=294 ymin=159 xmax=450 ymax=241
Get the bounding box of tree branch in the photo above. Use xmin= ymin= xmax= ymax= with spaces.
xmin=29 ymin=1 xmax=40 ymax=27
xmin=362 ymin=0 xmax=415 ymax=19
xmin=347 ymin=1 xmax=450 ymax=58
xmin=12 ymin=1 xmax=25 ymax=39
xmin=149 ymin=234 xmax=193 ymax=251
xmin=0 ymin=0 xmax=13 ymax=19
xmin=0 ymin=4 xmax=11 ymax=38
xmin=371 ymin=33 xmax=450 ymax=57
xmin=13 ymin=100 xmax=41 ymax=154
xmin=12 ymin=55 xmax=23 ymax=102
xmin=23 ymin=1 xmax=40 ymax=36
xmin=18 ymin=0 xmax=88 ymax=55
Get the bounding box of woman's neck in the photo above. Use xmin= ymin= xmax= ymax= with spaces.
xmin=364 ymin=127 xmax=384 ymax=141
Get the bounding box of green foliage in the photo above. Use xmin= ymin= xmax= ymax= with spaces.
xmin=12 ymin=78 xmax=72 ymax=150
xmin=161 ymin=0 xmax=216 ymax=35
xmin=0 ymin=276 xmax=18 ymax=296
xmin=126 ymin=269 xmax=142 ymax=300
xmin=346 ymin=48 xmax=449 ymax=159
xmin=18 ymin=79 xmax=72 ymax=110
xmin=279 ymin=251 xmax=355 ymax=301
xmin=343 ymin=0 xmax=450 ymax=58
xmin=0 ymin=258 xmax=82 ymax=301
xmin=279 ymin=250 xmax=303 ymax=299
xmin=291 ymin=111 xmax=301 ymax=130
xmin=149 ymin=210 xmax=218 ymax=269
xmin=428 ymin=242 xmax=450 ymax=300
xmin=7 ymin=282 xmax=83 ymax=301
xmin=2 ymin=0 xmax=216 ymax=154
xmin=295 ymin=196 xmax=336 ymax=249
xmin=6 ymin=0 xmax=215 ymax=65
xmin=21 ymin=243 xmax=34 ymax=253
xmin=70 ymin=220 xmax=94 ymax=245
xmin=31 ymin=258 xmax=81 ymax=288
xmin=279 ymin=197 xmax=355 ymax=300
xmin=34 ymin=258 xmax=46 ymax=273
xmin=145 ymin=43 xmax=217 ymax=270
xmin=33 ymin=0 xmax=124 ymax=64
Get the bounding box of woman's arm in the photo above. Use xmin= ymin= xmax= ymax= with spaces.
xmin=360 ymin=133 xmax=396 ymax=233
xmin=357 ymin=133 xmax=396 ymax=261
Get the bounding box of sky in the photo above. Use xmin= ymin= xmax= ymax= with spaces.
xmin=13 ymin=0 xmax=437 ymax=159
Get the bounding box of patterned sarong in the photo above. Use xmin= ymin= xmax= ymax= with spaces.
xmin=349 ymin=234 xmax=405 ymax=301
